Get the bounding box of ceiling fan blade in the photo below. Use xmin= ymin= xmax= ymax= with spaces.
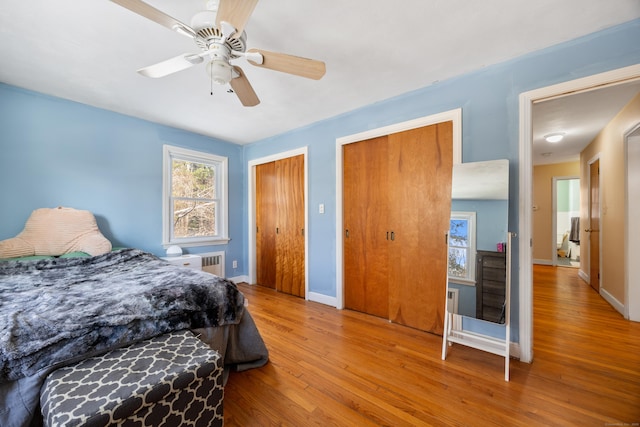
xmin=137 ymin=53 xmax=204 ymax=78
xmin=110 ymin=0 xmax=196 ymax=38
xmin=216 ymin=0 xmax=258 ymax=38
xmin=230 ymin=67 xmax=260 ymax=107
xmin=247 ymin=49 xmax=326 ymax=80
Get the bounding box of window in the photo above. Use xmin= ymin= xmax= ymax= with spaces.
xmin=448 ymin=211 xmax=476 ymax=284
xmin=163 ymin=145 xmax=229 ymax=247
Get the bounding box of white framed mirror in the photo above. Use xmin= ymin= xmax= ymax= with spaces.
xmin=442 ymin=159 xmax=512 ymax=381
xmin=447 ymin=159 xmax=509 ymax=322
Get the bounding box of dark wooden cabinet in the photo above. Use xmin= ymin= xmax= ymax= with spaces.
xmin=476 ymin=250 xmax=507 ymax=323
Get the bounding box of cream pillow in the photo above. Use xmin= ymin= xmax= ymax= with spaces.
xmin=0 ymin=207 xmax=112 ymax=258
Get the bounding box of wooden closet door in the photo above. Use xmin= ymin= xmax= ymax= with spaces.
xmin=275 ymin=154 xmax=305 ymax=297
xmin=387 ymin=122 xmax=453 ymax=335
xmin=343 ymin=136 xmax=389 ymax=318
xmin=256 ymin=161 xmax=277 ymax=288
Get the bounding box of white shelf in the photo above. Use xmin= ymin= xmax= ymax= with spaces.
xmin=446 ymin=329 xmax=508 ymax=358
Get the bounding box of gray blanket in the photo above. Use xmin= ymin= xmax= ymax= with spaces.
xmin=0 ymin=249 xmax=268 ymax=427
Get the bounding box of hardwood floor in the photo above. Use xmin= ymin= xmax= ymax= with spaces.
xmin=224 ymin=266 xmax=640 ymax=426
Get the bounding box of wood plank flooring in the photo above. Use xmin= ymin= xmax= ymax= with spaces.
xmin=224 ymin=266 xmax=640 ymax=426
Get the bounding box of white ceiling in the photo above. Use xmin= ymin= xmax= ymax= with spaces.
xmin=532 ymin=79 xmax=640 ymax=165
xmin=452 ymin=159 xmax=509 ymax=200
xmin=1 ymin=0 xmax=639 ymax=145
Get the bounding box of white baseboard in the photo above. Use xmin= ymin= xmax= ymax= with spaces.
xmin=308 ymin=291 xmax=338 ymax=307
xmin=578 ymin=269 xmax=589 ymax=283
xmin=533 ymin=259 xmax=553 ymax=265
xmin=228 ymin=275 xmax=250 ymax=284
xmin=600 ymin=288 xmax=625 ymax=316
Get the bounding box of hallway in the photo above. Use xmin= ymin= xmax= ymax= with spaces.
xmin=532 ymin=264 xmax=639 ymax=423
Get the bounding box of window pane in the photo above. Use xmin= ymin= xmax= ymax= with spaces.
xmin=449 ymin=219 xmax=469 ymax=246
xmin=172 ymin=160 xmax=215 ymax=199
xmin=173 ymin=200 xmax=216 ymax=238
xmin=448 ymin=247 xmax=468 ymax=277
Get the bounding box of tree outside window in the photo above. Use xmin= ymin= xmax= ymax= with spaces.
xmin=448 ymin=212 xmax=476 ymax=283
xmin=172 ymin=160 xmax=216 ymax=238
xmin=163 ymin=145 xmax=229 ymax=247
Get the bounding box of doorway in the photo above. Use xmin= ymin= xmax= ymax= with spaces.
xmin=255 ymin=154 xmax=305 ymax=297
xmin=519 ymin=64 xmax=640 ymax=363
xmin=587 ymin=157 xmax=601 ymax=292
xmin=553 ymin=177 xmax=580 ymax=268
xmin=247 ymin=147 xmax=309 ymax=296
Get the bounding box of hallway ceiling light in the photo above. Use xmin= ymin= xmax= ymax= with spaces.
xmin=545 ymin=132 xmax=565 ymax=143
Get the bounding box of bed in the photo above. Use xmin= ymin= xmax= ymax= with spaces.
xmin=0 ymin=248 xmax=269 ymax=427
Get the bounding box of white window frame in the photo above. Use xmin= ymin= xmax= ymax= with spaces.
xmin=162 ymin=145 xmax=229 ymax=247
xmin=448 ymin=211 xmax=476 ymax=285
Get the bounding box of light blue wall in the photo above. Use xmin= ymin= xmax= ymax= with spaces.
xmin=1 ymin=19 xmax=639 ymax=344
xmin=451 ymin=199 xmax=508 ymax=251
xmin=0 ymin=84 xmax=245 ymax=275
xmin=448 ymin=282 xmax=476 ymax=318
xmin=244 ymin=19 xmax=640 ymax=341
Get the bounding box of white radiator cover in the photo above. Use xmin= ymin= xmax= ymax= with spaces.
xmin=200 ymin=251 xmax=225 ymax=278
xmin=447 ymin=288 xmax=459 ymax=314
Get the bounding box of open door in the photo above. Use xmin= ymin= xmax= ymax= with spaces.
xmin=588 ymin=159 xmax=600 ymax=292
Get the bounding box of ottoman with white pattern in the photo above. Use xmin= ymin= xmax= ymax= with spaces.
xmin=40 ymin=330 xmax=223 ymax=427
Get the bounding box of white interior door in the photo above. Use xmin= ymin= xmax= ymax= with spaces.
xmin=627 ymin=127 xmax=640 ymax=321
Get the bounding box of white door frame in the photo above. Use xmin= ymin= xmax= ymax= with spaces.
xmin=625 ymin=123 xmax=640 ymax=321
xmin=518 ymin=64 xmax=640 ymax=363
xmin=247 ymin=147 xmax=309 ymax=297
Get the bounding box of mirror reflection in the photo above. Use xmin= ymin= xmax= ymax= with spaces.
xmin=447 ymin=159 xmax=509 ymax=323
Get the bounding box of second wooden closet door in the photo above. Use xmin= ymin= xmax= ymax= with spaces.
xmin=275 ymin=155 xmax=305 ymax=297
xmin=256 ymin=155 xmax=305 ymax=297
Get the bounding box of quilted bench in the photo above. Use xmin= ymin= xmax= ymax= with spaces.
xmin=40 ymin=330 xmax=223 ymax=427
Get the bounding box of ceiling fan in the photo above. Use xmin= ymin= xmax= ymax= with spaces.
xmin=110 ymin=0 xmax=326 ymax=106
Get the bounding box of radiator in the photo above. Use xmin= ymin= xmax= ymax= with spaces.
xmin=200 ymin=251 xmax=225 ymax=278
xmin=447 ymin=288 xmax=459 ymax=314
xmin=447 ymin=288 xmax=462 ymax=330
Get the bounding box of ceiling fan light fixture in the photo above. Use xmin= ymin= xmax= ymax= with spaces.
xmin=207 ymin=59 xmax=233 ymax=85
xmin=544 ymin=132 xmax=565 ymax=143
